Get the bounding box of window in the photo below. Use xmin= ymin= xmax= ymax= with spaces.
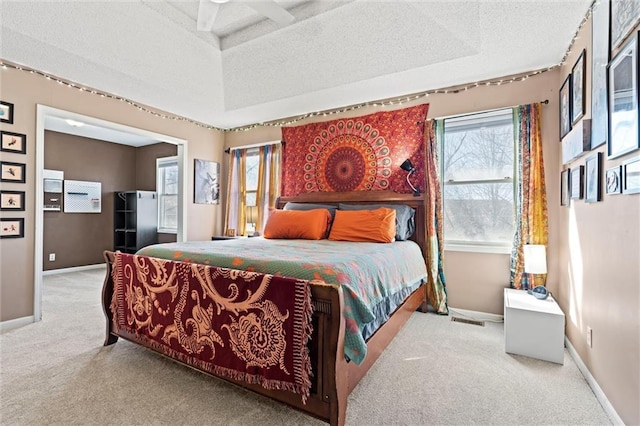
xmin=245 ymin=148 xmax=259 ymax=207
xmin=156 ymin=156 xmax=178 ymax=233
xmin=442 ymin=109 xmax=515 ymax=252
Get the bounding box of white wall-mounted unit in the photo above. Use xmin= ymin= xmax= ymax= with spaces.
xmin=64 ymin=180 xmax=101 ymax=213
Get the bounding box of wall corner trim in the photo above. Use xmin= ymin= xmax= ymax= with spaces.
xmin=565 ymin=337 xmax=624 ymax=425
xmin=0 ymin=316 xmax=35 ymax=334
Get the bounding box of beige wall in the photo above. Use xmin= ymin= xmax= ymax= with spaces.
xmin=555 ymin=18 xmax=639 ymax=426
xmin=0 ymin=68 xmax=224 ymax=322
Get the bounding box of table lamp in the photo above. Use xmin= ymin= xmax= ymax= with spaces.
xmin=523 ymin=244 xmax=549 ymax=299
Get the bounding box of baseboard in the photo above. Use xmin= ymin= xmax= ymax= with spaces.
xmin=0 ymin=315 xmax=34 ymax=333
xmin=448 ymin=307 xmax=504 ymax=323
xmin=565 ymin=337 xmax=624 ymax=425
xmin=42 ymin=263 xmax=106 ymax=276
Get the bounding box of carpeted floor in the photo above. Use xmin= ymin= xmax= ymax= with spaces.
xmin=0 ymin=267 xmax=611 ymax=425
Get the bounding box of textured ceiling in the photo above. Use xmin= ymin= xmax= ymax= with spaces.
xmin=0 ymin=0 xmax=592 ymax=129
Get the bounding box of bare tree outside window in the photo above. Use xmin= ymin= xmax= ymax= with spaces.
xmin=245 ymin=150 xmax=259 ymax=207
xmin=157 ymin=157 xmax=178 ymax=232
xmin=443 ymin=109 xmax=515 ymax=247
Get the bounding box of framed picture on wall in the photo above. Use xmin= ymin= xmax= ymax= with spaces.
xmin=607 ymin=32 xmax=639 ymax=159
xmin=1 ymin=131 xmax=26 ymax=154
xmin=559 ymin=74 xmax=572 ymax=140
xmin=606 ymin=165 xmax=623 ymax=194
xmin=194 ymin=159 xmax=220 ymax=204
xmin=0 ymin=161 xmax=26 ymax=183
xmin=585 ymin=152 xmax=603 ymax=203
xmin=611 ymin=0 xmax=640 ymax=50
xmin=0 ymin=218 xmax=24 ymax=239
xmin=0 ymin=190 xmax=25 ymax=211
xmin=571 ymin=49 xmax=586 ymax=125
xmin=571 ymin=165 xmax=584 ymax=200
xmin=0 ymin=101 xmax=13 ymax=124
xmin=561 ymin=168 xmax=571 ymax=206
xmin=622 ymin=155 xmax=640 ymax=194
xmin=591 ymin=0 xmax=610 ymax=149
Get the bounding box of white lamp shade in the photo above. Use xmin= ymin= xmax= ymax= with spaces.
xmin=523 ymin=244 xmax=547 ymax=274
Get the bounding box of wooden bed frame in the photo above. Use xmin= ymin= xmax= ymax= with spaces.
xmin=101 ymin=190 xmax=428 ymax=425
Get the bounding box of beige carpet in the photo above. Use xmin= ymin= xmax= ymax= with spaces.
xmin=0 ymin=267 xmax=611 ymax=425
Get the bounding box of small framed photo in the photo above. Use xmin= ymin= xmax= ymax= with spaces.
xmin=0 ymin=190 xmax=25 ymax=211
xmin=1 ymin=161 xmax=26 ymax=183
xmin=1 ymin=218 xmax=24 ymax=239
xmin=561 ymin=169 xmax=571 ymax=206
xmin=226 ymin=228 xmax=236 ymax=237
xmin=622 ymin=156 xmax=640 ymax=194
xmin=1 ymin=131 xmax=26 ymax=154
xmin=571 ymin=165 xmax=584 ymax=200
xmin=194 ymin=159 xmax=220 ymax=204
xmin=559 ymin=74 xmax=572 ymax=140
xmin=571 ymin=49 xmax=586 ymax=125
xmin=607 ymin=32 xmax=639 ymax=159
xmin=606 ymin=165 xmax=623 ymax=195
xmin=585 ymin=152 xmax=602 ymax=203
xmin=0 ymin=101 xmax=13 ymax=124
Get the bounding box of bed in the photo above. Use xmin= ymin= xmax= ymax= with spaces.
xmin=101 ymin=190 xmax=428 ymax=425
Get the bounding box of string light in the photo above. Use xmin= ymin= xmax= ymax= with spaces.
xmin=0 ymin=2 xmax=593 ymax=133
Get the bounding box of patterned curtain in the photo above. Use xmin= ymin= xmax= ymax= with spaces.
xmin=224 ymin=148 xmax=247 ymax=237
xmin=424 ymin=119 xmax=448 ymax=314
xmin=510 ymin=103 xmax=548 ymax=289
xmin=255 ymin=143 xmax=281 ymax=233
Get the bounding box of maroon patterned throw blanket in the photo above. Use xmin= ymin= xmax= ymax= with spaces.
xmin=110 ymin=252 xmax=313 ymax=402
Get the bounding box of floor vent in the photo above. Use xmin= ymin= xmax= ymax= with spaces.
xmin=451 ymin=316 xmax=485 ymax=327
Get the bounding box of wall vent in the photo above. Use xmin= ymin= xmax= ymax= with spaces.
xmin=451 ymin=316 xmax=485 ymax=327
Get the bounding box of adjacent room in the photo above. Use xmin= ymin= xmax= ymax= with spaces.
xmin=0 ymin=1 xmax=638 ymax=425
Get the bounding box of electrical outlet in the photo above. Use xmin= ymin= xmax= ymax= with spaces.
xmin=49 ymin=253 xmax=56 ymax=262
xmin=587 ymin=326 xmax=593 ymax=348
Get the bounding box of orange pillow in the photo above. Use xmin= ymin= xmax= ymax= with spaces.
xmin=328 ymin=208 xmax=396 ymax=243
xmin=263 ymin=209 xmax=331 ymax=240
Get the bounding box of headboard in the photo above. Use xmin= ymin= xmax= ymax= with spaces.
xmin=277 ymin=190 xmax=426 ymax=259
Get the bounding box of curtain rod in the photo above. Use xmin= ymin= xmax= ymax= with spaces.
xmin=224 ymin=140 xmax=281 ymax=154
xmin=432 ymin=99 xmax=549 ymax=121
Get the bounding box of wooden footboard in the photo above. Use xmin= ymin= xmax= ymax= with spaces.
xmin=102 ymin=250 xmax=426 ymax=425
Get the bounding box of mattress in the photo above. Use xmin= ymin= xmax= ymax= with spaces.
xmin=137 ymin=237 xmax=427 ymax=364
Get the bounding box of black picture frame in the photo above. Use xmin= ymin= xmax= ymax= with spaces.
xmin=0 ymin=218 xmax=24 ymax=239
xmin=559 ymin=74 xmax=572 ymax=140
xmin=0 ymin=190 xmax=25 ymax=211
xmin=611 ymin=0 xmax=640 ymax=51
xmin=0 ymin=161 xmax=26 ymax=183
xmin=561 ymin=168 xmax=571 ymax=206
xmin=591 ymin=0 xmax=610 ymax=149
xmin=193 ymin=159 xmax=220 ymax=205
xmin=571 ymin=165 xmax=584 ymax=200
xmin=585 ymin=152 xmax=603 ymax=203
xmin=0 ymin=101 xmax=13 ymax=124
xmin=622 ymin=155 xmax=640 ymax=194
xmin=606 ymin=165 xmax=623 ymax=195
xmin=571 ymin=49 xmax=587 ymax=125
xmin=607 ymin=31 xmax=639 ymax=159
xmin=1 ymin=131 xmax=27 ymax=154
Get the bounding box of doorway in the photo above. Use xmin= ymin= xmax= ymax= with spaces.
xmin=34 ymin=105 xmax=188 ymax=321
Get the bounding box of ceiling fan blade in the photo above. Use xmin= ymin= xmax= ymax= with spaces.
xmin=244 ymin=0 xmax=294 ymax=25
xmin=197 ymin=0 xmax=220 ymax=31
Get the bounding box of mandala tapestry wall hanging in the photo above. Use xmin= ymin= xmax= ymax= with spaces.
xmin=281 ymin=104 xmax=429 ymax=196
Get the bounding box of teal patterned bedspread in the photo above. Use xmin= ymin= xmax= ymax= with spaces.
xmin=137 ymin=238 xmax=427 ymax=365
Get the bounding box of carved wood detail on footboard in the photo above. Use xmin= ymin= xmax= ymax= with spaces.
xmin=101 ymin=250 xmax=348 ymax=425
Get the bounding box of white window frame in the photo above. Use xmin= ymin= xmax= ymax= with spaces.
xmin=156 ymin=156 xmax=179 ymax=234
xmin=441 ymin=108 xmax=516 ymax=254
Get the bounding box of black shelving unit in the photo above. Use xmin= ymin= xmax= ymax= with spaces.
xmin=114 ymin=190 xmax=158 ymax=254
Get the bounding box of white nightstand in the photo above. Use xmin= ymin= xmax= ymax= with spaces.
xmin=504 ymin=288 xmax=565 ymax=364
